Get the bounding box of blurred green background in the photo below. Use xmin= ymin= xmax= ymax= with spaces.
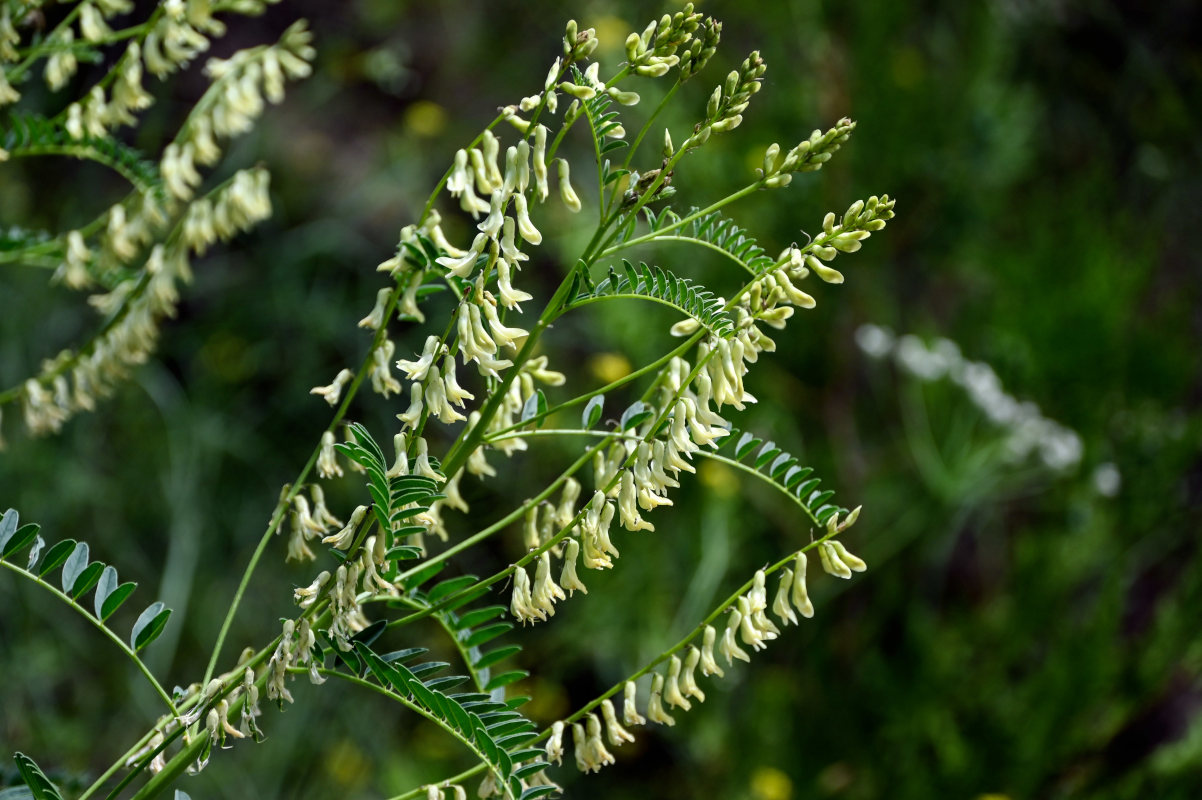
xmin=2 ymin=1 xmax=1201 ymax=798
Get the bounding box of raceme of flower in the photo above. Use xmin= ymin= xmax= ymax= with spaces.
xmin=0 ymin=6 xmax=312 ymax=443
xmin=855 ymin=325 xmax=1082 ymax=472
xmin=543 ymin=511 xmax=866 ymax=776
xmin=2 ymin=6 xmax=894 ymax=800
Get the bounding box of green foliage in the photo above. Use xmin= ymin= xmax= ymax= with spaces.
xmin=0 ymin=509 xmax=170 ymax=654
xmin=0 ymin=113 xmax=162 ymax=195
xmin=12 ymin=754 xmax=62 ymax=800
xmin=352 ymin=643 xmax=549 ymax=800
xmin=561 ymin=258 xmax=737 ymax=338
xmin=581 ymin=87 xmax=629 ymax=155
xmin=616 ymin=206 xmax=777 ymax=275
xmin=711 ymin=429 xmax=851 ymax=527
xmin=336 ymin=422 xmax=446 ymax=543
xmin=582 ymin=395 xmax=606 ymax=429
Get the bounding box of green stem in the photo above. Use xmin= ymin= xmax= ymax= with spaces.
xmin=479 ymin=334 xmax=697 ymax=441
xmin=622 ymin=82 xmax=679 ymax=172
xmin=598 ymin=181 xmax=763 ymax=259
xmin=0 ymin=255 xmax=57 ymax=269
xmin=5 ymin=143 xmax=155 ymax=189
xmin=112 ymin=728 xmax=195 ymax=800
xmin=5 ymin=3 xmax=85 ymax=82
xmin=393 ymin=525 xmax=854 ymax=800
xmin=312 ymin=668 xmax=503 ymax=791
xmin=199 ymin=286 xmax=402 ymax=685
xmin=538 ymin=525 xmax=848 ymax=732
xmin=394 ymin=440 xmax=606 ymax=585
xmin=76 ymin=728 xmax=158 ymax=800
xmin=387 ymin=764 xmax=485 ymax=800
xmin=698 ymin=452 xmax=834 ymax=530
xmin=603 ymin=81 xmax=681 ymax=216
xmin=0 ymin=559 xmax=178 ymax=715
xmin=646 ymin=234 xmax=761 ymax=276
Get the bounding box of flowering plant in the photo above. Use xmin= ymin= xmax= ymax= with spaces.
xmin=1 ymin=4 xmax=892 ymax=798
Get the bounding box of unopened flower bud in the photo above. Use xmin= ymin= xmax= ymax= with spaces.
xmin=829 ymin=539 xmax=867 ymax=572
xmin=819 ymin=540 xmax=853 ymax=579
xmin=557 ymin=159 xmax=581 ymax=212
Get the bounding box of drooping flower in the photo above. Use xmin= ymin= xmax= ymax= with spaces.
xmin=678 ymin=644 xmax=707 ymax=702
xmin=545 ymin=720 xmax=565 ymax=765
xmin=818 ymin=540 xmax=852 ymax=579
xmin=772 ymin=567 xmax=798 ymax=626
xmin=622 ymin=679 xmax=646 ymax=726
xmin=646 ymin=673 xmax=675 ymax=726
xmin=559 ymin=539 xmax=589 ymax=595
xmin=531 ymin=551 xmax=566 ymax=617
xmin=310 ymin=368 xmax=353 ymax=407
xmin=663 ymin=655 xmax=692 ymax=711
xmin=790 ymin=552 xmax=815 ymax=618
xmin=316 ymin=430 xmax=342 ymax=479
xmin=600 ymin=698 xmax=635 ymax=746
xmin=719 ymin=608 xmax=751 ymax=665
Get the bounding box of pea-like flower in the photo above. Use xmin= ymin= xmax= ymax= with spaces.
xmin=664 ymin=655 xmax=692 ymax=711
xmin=559 ymin=539 xmax=589 ymax=595
xmin=601 ymin=698 xmax=635 ymax=746
xmin=646 ymin=673 xmax=675 ymax=726
xmin=623 ymin=679 xmax=646 ymax=726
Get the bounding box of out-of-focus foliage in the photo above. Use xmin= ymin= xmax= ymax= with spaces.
xmin=2 ymin=1 xmax=1199 ymax=799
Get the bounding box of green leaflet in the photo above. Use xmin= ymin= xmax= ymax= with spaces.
xmin=519 ymin=389 xmax=547 ymax=425
xmin=392 ymin=577 xmax=543 ymax=795
xmin=582 ymin=395 xmax=605 ymax=429
xmin=12 ymin=753 xmax=63 ymax=800
xmin=614 ymin=205 xmax=778 ymax=276
xmin=335 ymin=422 xmax=446 ymax=584
xmin=352 ymin=643 xmax=548 ymax=800
xmin=131 ymin=601 xmax=172 ymax=651
xmin=0 ymin=508 xmax=169 ymax=655
xmin=411 ymin=581 xmax=528 ymax=699
xmin=561 ymin=258 xmax=737 ymax=338
xmin=577 ymin=74 xmax=627 ymax=145
xmin=708 ymin=430 xmax=851 ymax=528
xmin=1 ymin=113 xmax=163 ymax=195
xmin=0 ymin=225 xmax=54 ymax=261
xmin=619 ymin=400 xmax=653 ymax=431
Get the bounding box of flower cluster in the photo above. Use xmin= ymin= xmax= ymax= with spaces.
xmin=242 ymin=9 xmax=884 ymax=795
xmin=18 ymin=168 xmax=274 ymax=438
xmin=3 ymin=15 xmax=313 ymax=447
xmin=856 ymin=325 xmax=1083 ymax=471
xmin=500 ymin=191 xmax=893 ymax=624
xmin=284 ymin=484 xmax=345 ymax=562
xmin=549 ymin=512 xmax=866 ymax=774
xmin=7 ymin=0 xmax=285 ymax=137
xmin=162 ymin=20 xmax=314 ymax=202
xmin=690 ymin=49 xmax=766 ymax=141
xmin=624 ymin=4 xmax=704 ymax=78
xmin=759 ymin=117 xmax=858 ymax=188
xmin=127 ymin=659 xmax=268 ymax=779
